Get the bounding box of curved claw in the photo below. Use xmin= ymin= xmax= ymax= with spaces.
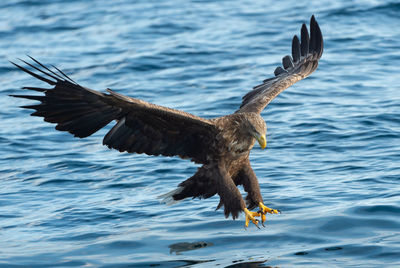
xmin=258 ymin=202 xmax=280 ymax=224
xmin=261 ymin=218 xmax=265 ymax=228
xmin=259 ymin=202 xmax=279 ymax=214
xmin=244 ymin=208 xmax=260 ymax=228
xmin=260 ymin=213 xmax=266 ymax=225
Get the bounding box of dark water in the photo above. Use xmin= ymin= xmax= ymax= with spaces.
xmin=1 ymin=0 xmax=400 ymax=267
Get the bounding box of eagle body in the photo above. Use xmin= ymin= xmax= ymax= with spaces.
xmin=170 ymin=112 xmax=266 ymax=219
xmin=11 ymin=16 xmax=323 ymax=227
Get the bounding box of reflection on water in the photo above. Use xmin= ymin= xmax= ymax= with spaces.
xmin=169 ymin=241 xmax=214 ymax=255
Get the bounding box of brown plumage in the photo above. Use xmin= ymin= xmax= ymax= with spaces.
xmin=11 ymin=16 xmax=323 ymax=226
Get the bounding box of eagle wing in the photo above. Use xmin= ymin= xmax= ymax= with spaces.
xmin=11 ymin=57 xmax=218 ymax=164
xmin=238 ymin=15 xmax=323 ymax=114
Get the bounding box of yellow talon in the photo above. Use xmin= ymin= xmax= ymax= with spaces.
xmin=244 ymin=208 xmax=260 ymax=228
xmin=259 ymin=202 xmax=279 ymax=214
xmin=261 ymin=213 xmax=266 ymax=224
xmin=258 ymin=202 xmax=279 ymax=224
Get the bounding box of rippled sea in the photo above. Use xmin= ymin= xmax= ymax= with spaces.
xmin=1 ymin=0 xmax=400 ymax=267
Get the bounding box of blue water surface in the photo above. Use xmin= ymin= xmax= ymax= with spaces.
xmin=1 ymin=0 xmax=400 ymax=267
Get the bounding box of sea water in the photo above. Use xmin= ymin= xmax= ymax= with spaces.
xmin=0 ymin=0 xmax=399 ymax=267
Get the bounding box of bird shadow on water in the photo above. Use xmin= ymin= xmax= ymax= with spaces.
xmin=168 ymin=241 xmax=213 ymax=255
xmin=165 ymin=241 xmax=277 ymax=268
xmin=123 ymin=259 xmax=272 ymax=268
xmin=113 ymin=241 xmax=274 ymax=268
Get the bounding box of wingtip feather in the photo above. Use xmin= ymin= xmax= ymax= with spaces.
xmin=292 ymin=35 xmax=301 ymax=62
xmin=282 ymin=55 xmax=294 ymax=70
xmin=300 ymin=23 xmax=309 ymax=57
xmin=274 ymin=66 xmax=287 ymax=76
xmin=11 ymin=60 xmax=57 ymax=85
xmin=309 ymin=15 xmax=323 ymax=59
xmin=238 ymin=15 xmax=323 ymax=113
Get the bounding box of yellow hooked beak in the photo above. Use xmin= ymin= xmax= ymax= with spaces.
xmin=256 ymin=134 xmax=267 ymax=149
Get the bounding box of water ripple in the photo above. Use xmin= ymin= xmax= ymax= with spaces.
xmin=1 ymin=0 xmax=400 ymax=267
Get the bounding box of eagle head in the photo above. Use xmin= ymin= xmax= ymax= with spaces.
xmin=243 ymin=113 xmax=267 ymax=149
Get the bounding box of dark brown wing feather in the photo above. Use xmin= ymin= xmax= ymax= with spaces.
xmin=238 ymin=15 xmax=323 ymax=114
xmin=102 ymin=89 xmax=218 ymax=163
xmin=11 ymin=58 xmax=218 ymax=163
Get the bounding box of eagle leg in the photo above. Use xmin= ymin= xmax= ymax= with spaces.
xmin=244 ymin=208 xmax=261 ymax=228
xmin=258 ymin=202 xmax=280 ymax=224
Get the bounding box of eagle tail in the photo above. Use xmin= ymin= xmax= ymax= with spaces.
xmin=158 ymin=187 xmax=184 ymax=206
xmin=10 ymin=58 xmax=121 ymax=138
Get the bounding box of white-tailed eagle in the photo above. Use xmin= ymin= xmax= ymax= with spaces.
xmin=11 ymin=16 xmax=323 ymax=227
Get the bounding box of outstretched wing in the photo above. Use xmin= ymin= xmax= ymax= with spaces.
xmin=11 ymin=57 xmax=218 ymax=164
xmin=238 ymin=15 xmax=323 ymax=114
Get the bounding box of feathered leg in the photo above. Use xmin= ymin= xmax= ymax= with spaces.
xmin=234 ymin=161 xmax=279 ymax=225
xmin=161 ymin=163 xmax=260 ymax=227
xmin=213 ymin=162 xmax=260 ymax=227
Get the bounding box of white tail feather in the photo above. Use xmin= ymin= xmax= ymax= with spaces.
xmin=158 ymin=187 xmax=184 ymax=206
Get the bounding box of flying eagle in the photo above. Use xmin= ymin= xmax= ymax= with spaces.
xmin=11 ymin=16 xmax=323 ymax=227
